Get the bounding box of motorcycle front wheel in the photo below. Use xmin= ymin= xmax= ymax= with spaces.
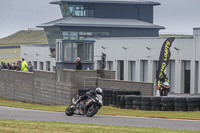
xmin=65 ymin=104 xmax=75 ymax=116
xmin=86 ymin=104 xmax=99 ymax=117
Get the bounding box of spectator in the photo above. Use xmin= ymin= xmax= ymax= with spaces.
xmin=0 ymin=61 xmax=3 ymax=69
xmin=2 ymin=63 xmax=8 ymax=69
xmin=28 ymin=61 xmax=33 ymax=72
xmin=7 ymin=63 xmax=13 ymax=70
xmin=17 ymin=61 xmax=21 ymax=71
xmin=13 ymin=62 xmax=18 ymax=70
xmin=76 ymin=57 xmax=82 ymax=70
xmin=21 ymin=58 xmax=28 ymax=71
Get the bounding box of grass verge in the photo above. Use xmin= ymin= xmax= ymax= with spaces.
xmin=0 ymin=98 xmax=200 ymax=120
xmin=0 ymin=56 xmax=20 ymax=63
xmin=0 ymin=119 xmax=199 ymax=133
xmin=0 ymin=48 xmax=20 ymax=55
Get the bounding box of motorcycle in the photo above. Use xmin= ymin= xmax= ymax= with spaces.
xmin=160 ymin=81 xmax=171 ymax=96
xmin=65 ymin=94 xmax=103 ymax=117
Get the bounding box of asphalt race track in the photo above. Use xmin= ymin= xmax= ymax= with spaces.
xmin=0 ymin=106 xmax=200 ymax=131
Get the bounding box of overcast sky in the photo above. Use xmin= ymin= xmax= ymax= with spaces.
xmin=0 ymin=0 xmax=199 ymax=39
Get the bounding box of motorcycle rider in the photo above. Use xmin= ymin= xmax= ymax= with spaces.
xmin=157 ymin=72 xmax=170 ymax=95
xmin=75 ymin=88 xmax=103 ymax=114
xmin=157 ymin=72 xmax=169 ymax=85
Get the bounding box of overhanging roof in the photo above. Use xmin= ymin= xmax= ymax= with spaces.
xmin=50 ymin=0 xmax=160 ymax=5
xmin=37 ymin=17 xmax=165 ymax=29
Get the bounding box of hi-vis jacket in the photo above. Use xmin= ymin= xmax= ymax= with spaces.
xmin=21 ymin=61 xmax=28 ymax=71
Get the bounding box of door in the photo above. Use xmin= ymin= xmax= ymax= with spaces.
xmin=117 ymin=60 xmax=124 ymax=80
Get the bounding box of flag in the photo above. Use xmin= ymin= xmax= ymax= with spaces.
xmin=157 ymin=37 xmax=175 ymax=79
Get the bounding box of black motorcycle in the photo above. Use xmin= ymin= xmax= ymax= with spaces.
xmin=160 ymin=81 xmax=171 ymax=96
xmin=65 ymin=95 xmax=103 ymax=117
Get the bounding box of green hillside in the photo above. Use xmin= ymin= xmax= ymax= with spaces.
xmin=0 ymin=30 xmax=48 ymax=46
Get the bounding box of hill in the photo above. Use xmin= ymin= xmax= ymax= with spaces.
xmin=0 ymin=30 xmax=48 ymax=46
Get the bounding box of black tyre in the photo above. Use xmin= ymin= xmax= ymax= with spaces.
xmin=186 ymin=97 xmax=200 ymax=102
xmin=162 ymin=107 xmax=174 ymax=111
xmin=162 ymin=102 xmax=174 ymax=107
xmin=187 ymin=103 xmax=200 ymax=107
xmin=142 ymin=96 xmax=152 ymax=101
xmin=174 ymin=97 xmax=186 ymax=102
xmin=128 ymin=91 xmax=141 ymax=95
xmin=133 ymin=96 xmax=142 ymax=101
xmin=175 ymin=107 xmax=187 ymax=111
xmin=120 ymin=96 xmax=126 ymax=109
xmin=187 ymin=107 xmax=200 ymax=111
xmin=86 ymin=104 xmax=100 ymax=117
xmin=175 ymin=102 xmax=187 ymax=107
xmin=151 ymin=97 xmax=162 ymax=102
xmin=125 ymin=95 xmax=134 ymax=101
xmin=125 ymin=105 xmax=133 ymax=109
xmin=161 ymin=97 xmax=174 ymax=102
xmin=141 ymin=106 xmax=151 ymax=111
xmin=151 ymin=106 xmax=162 ymax=111
xmin=142 ymin=102 xmax=151 ymax=106
xmin=152 ymin=102 xmax=162 ymax=106
xmin=133 ymin=105 xmax=141 ymax=110
xmin=125 ymin=100 xmax=133 ymax=105
xmin=65 ymin=104 xmax=75 ymax=116
xmin=133 ymin=101 xmax=142 ymax=106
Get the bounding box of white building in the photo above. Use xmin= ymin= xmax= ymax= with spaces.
xmin=21 ymin=28 xmax=200 ymax=94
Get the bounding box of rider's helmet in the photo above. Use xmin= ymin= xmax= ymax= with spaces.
xmin=95 ymin=87 xmax=103 ymax=95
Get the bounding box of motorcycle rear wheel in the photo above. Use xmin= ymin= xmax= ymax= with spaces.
xmin=65 ymin=104 xmax=75 ymax=116
xmin=86 ymin=104 xmax=99 ymax=117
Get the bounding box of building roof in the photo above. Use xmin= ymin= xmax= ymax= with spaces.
xmin=37 ymin=17 xmax=165 ymax=29
xmin=50 ymin=0 xmax=160 ymax=5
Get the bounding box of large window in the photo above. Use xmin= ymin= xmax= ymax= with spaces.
xmin=62 ymin=31 xmax=78 ymax=40
xmin=107 ymin=61 xmax=113 ymax=70
xmin=60 ymin=3 xmax=71 ymax=17
xmin=62 ymin=31 xmax=110 ymax=40
xmin=69 ymin=5 xmax=94 ymax=17
xmin=40 ymin=62 xmax=44 ymax=70
xmin=129 ymin=61 xmax=136 ymax=81
xmin=45 ymin=31 xmax=63 ymax=48
xmin=85 ymin=43 xmax=92 ymax=61
xmin=64 ymin=43 xmax=72 ymax=61
xmin=72 ymin=43 xmax=78 ymax=61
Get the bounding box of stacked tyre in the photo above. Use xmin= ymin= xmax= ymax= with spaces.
xmin=102 ymin=90 xmax=110 ymax=106
xmin=117 ymin=95 xmax=122 ymax=108
xmin=151 ymin=97 xmax=162 ymax=111
xmin=120 ymin=95 xmax=126 ymax=109
xmin=174 ymin=97 xmax=187 ymax=111
xmin=108 ymin=90 xmax=113 ymax=105
xmin=132 ymin=96 xmax=142 ymax=110
xmin=162 ymin=97 xmax=174 ymax=111
xmin=125 ymin=95 xmax=134 ymax=109
xmin=112 ymin=91 xmax=125 ymax=107
xmin=141 ymin=96 xmax=152 ymax=110
xmin=186 ymin=97 xmax=200 ymax=111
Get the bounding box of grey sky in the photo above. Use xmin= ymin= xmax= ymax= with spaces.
xmin=0 ymin=0 xmax=199 ymax=39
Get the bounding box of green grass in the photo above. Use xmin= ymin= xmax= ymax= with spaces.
xmin=0 ymin=48 xmax=20 ymax=55
xmin=0 ymin=56 xmax=20 ymax=63
xmin=0 ymin=98 xmax=200 ymax=120
xmin=0 ymin=30 xmax=48 ymax=46
xmin=0 ymin=119 xmax=199 ymax=133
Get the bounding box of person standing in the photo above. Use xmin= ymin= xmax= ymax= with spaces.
xmin=76 ymin=57 xmax=82 ymax=70
xmin=28 ymin=61 xmax=33 ymax=72
xmin=17 ymin=61 xmax=21 ymax=71
xmin=21 ymin=58 xmax=28 ymax=71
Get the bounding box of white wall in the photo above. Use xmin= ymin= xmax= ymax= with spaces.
xmin=20 ymin=45 xmax=56 ymax=71
xmin=93 ymin=36 xmax=198 ymax=94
